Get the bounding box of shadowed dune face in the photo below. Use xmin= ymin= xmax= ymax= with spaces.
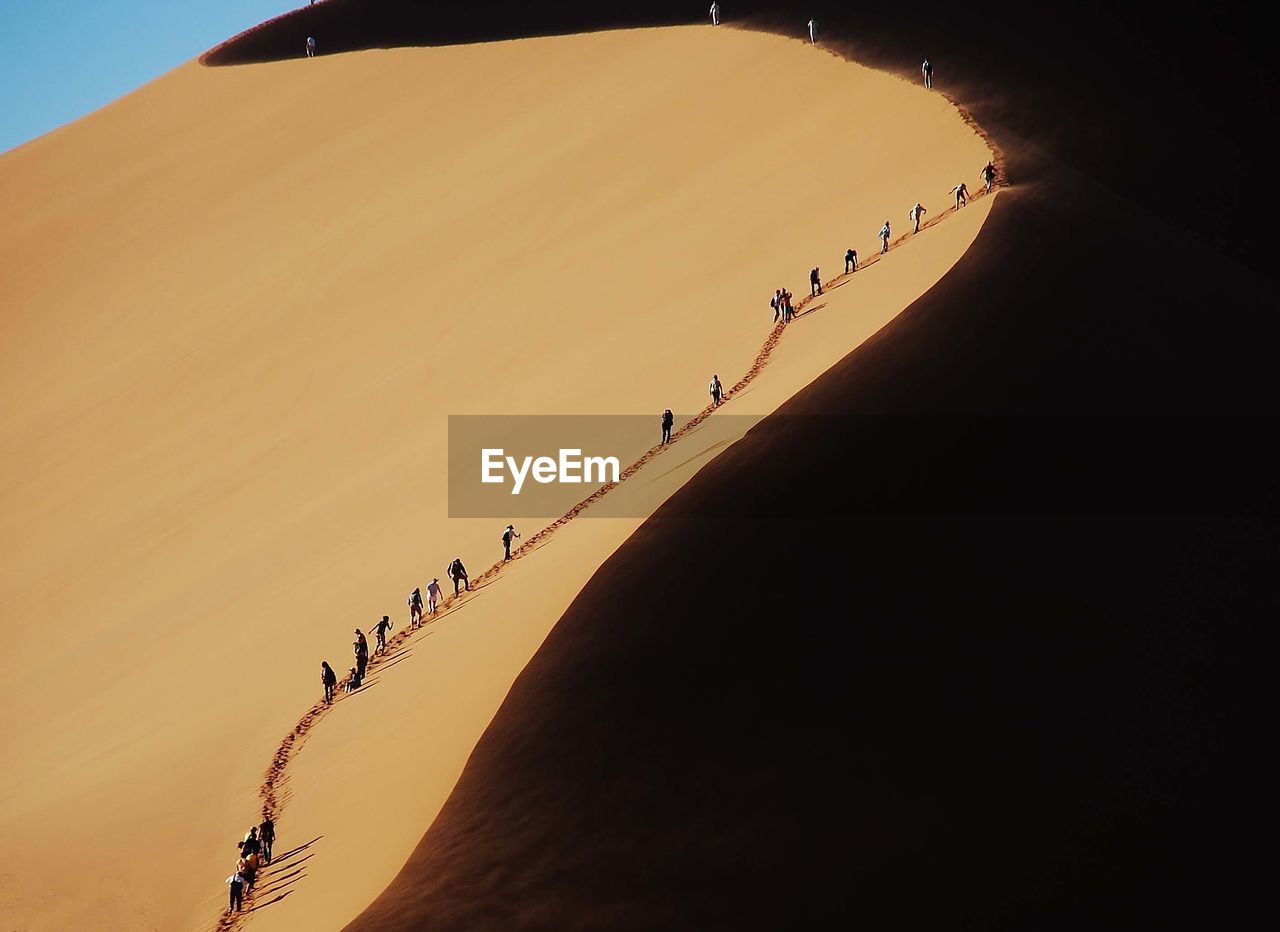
xmin=0 ymin=24 xmax=992 ymax=931
xmin=342 ymin=7 xmax=1279 ymax=932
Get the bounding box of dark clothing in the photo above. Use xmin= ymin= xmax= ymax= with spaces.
xmin=239 ymin=837 xmax=260 ymax=858
xmin=449 ymin=561 xmax=470 ymax=594
xmin=661 ymin=412 xmax=674 ymax=444
xmin=229 ymin=879 xmax=244 ymax=912
xmin=260 ymin=821 xmax=275 ymax=863
xmin=356 ymin=652 xmax=368 ymax=679
xmin=323 ymin=666 xmax=337 ymax=703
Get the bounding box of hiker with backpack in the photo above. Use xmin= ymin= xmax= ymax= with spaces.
xmin=502 ymin=525 xmax=521 ymax=562
xmin=259 ymin=817 xmax=275 ymax=864
xmin=709 ymin=375 xmax=725 ymax=406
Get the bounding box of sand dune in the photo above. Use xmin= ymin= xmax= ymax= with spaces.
xmin=0 ymin=24 xmax=991 ymax=930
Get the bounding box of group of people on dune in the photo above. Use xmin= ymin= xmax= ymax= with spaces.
xmin=224 ymin=819 xmax=276 ymax=915
xmin=317 ymin=527 xmax=523 ymax=707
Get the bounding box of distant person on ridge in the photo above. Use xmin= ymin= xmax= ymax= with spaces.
xmin=910 ymin=202 xmax=928 ymax=234
xmin=427 ymin=577 xmax=443 ymax=615
xmin=408 ymin=587 xmax=423 ymax=629
xmin=922 ymin=59 xmax=934 ymax=89
xmin=661 ymin=408 xmax=674 ymax=444
xmin=305 ymin=36 xmax=316 ymax=59
xmin=502 ymin=524 xmax=521 ymax=561
xmin=845 ymin=248 xmax=858 ymax=273
xmin=448 ymin=557 xmax=470 ymax=595
xmin=981 ymin=161 xmax=997 ymax=193
xmin=880 ymin=220 xmax=892 ymax=253
xmin=808 ymin=18 xmax=817 ymax=44
xmin=952 ymin=181 xmax=969 ymax=207
xmin=321 ymin=661 xmax=337 ymax=704
xmin=259 ymin=817 xmax=275 ymax=864
xmin=810 ymin=266 xmax=823 ymax=296
xmin=353 ymin=628 xmax=369 ymax=679
xmin=710 ymin=374 xmax=725 ymax=406
xmin=710 ymin=2 xmax=721 ymax=26
xmin=373 ymin=615 xmax=392 ymax=656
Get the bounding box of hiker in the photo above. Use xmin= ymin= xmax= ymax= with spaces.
xmin=373 ymin=615 xmax=392 ymax=656
xmin=305 ymin=36 xmax=316 ymax=58
xmin=709 ymin=2 xmax=720 ymax=25
xmin=981 ymin=161 xmax=997 ymax=193
xmin=922 ymin=59 xmax=934 ymax=89
xmin=808 ymin=18 xmax=817 ymax=44
xmin=771 ymin=288 xmax=782 ymax=323
xmin=502 ymin=524 xmax=521 ymax=561
xmin=910 ymin=202 xmax=927 ymax=234
xmin=709 ymin=374 xmax=725 ymax=406
xmin=242 ymin=850 xmax=261 ymax=893
xmin=952 ymin=181 xmax=969 ymax=207
xmin=238 ymin=827 xmax=260 ymax=859
xmin=661 ymin=408 xmax=674 ymax=445
xmin=426 ymin=577 xmax=443 ymax=614
xmin=783 ymin=289 xmax=795 ymax=323
xmin=408 ymin=587 xmax=423 ymax=629
xmin=259 ymin=818 xmax=275 ymax=864
xmin=226 ymin=867 xmax=247 ymax=914
xmin=353 ymin=628 xmax=369 ymax=679
xmin=845 ymin=248 xmax=858 ymax=273
xmin=810 ymin=267 xmax=822 ymax=297
xmin=447 ymin=557 xmax=470 ymax=595
xmin=322 ymin=661 xmax=337 ymax=704
xmin=880 ymin=221 xmax=891 ymax=253
xmin=345 ymin=666 xmax=363 ymax=693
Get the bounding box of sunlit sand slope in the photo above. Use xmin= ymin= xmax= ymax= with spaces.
xmin=0 ymin=26 xmax=990 ymax=930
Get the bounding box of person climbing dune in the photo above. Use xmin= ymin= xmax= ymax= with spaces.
xmin=345 ymin=665 xmax=363 ymax=693
xmin=353 ymin=628 xmax=369 ymax=679
xmin=408 ymin=587 xmax=423 ymax=629
xmin=447 ymin=557 xmax=470 ymax=595
xmin=710 ymin=2 xmax=721 ymax=26
xmin=321 ymin=661 xmax=337 ymax=704
xmin=845 ymin=248 xmax=858 ymax=273
xmin=427 ymin=577 xmax=443 ymax=615
xmin=952 ymin=181 xmax=969 ymax=207
xmin=661 ymin=408 xmax=675 ymax=444
xmin=810 ymin=266 xmax=823 ymax=296
xmin=502 ymin=524 xmax=521 ymax=561
xmin=259 ymin=817 xmax=275 ymax=864
xmin=373 ymin=615 xmax=392 ymax=656
xmin=880 ymin=220 xmax=892 ymax=253
xmin=922 ymin=58 xmax=934 ymax=89
xmin=771 ymin=288 xmax=782 ymax=323
xmin=910 ymin=202 xmax=928 ymax=234
xmin=226 ymin=867 xmax=246 ymax=914
xmin=305 ymin=36 xmax=316 ymax=58
xmin=710 ymin=374 xmax=725 ymax=406
xmin=808 ymin=18 xmax=817 ymax=44
xmin=982 ymin=161 xmax=997 ymax=193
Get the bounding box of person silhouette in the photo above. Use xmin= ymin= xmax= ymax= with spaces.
xmin=709 ymin=374 xmax=725 ymax=406
xmin=922 ymin=59 xmax=934 ymax=89
xmin=845 ymin=248 xmax=858 ymax=273
xmin=661 ymin=409 xmax=674 ymax=444
xmin=879 ymin=221 xmax=891 ymax=253
xmin=807 ymin=18 xmax=817 ymax=44
xmin=910 ymin=202 xmax=927 ymax=234
xmin=305 ymin=36 xmax=316 ymax=58
xmin=709 ymin=2 xmax=721 ymax=26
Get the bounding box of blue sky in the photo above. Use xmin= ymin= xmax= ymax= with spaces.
xmin=0 ymin=1 xmax=294 ymax=153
